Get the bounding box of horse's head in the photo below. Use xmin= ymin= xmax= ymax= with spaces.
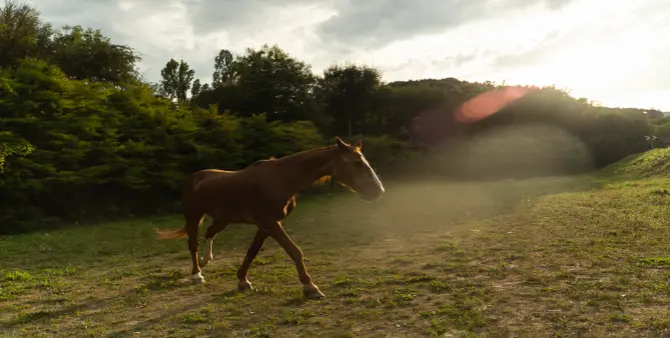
xmin=330 ymin=137 xmax=385 ymax=201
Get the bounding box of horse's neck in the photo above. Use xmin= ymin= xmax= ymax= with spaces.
xmin=275 ymin=146 xmax=333 ymax=194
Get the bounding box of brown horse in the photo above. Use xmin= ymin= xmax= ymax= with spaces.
xmin=156 ymin=137 xmax=385 ymax=299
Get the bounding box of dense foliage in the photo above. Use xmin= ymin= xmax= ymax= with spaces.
xmin=0 ymin=1 xmax=665 ymax=233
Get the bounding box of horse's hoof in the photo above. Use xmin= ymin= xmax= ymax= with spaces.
xmin=190 ymin=272 xmax=205 ymax=284
xmin=303 ymin=284 xmax=326 ymax=299
xmin=304 ymin=289 xmax=326 ymax=299
xmin=238 ymin=281 xmax=254 ymax=292
xmin=199 ymin=256 xmax=213 ymax=268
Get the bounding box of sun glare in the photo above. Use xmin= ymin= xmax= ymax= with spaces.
xmin=543 ymin=44 xmax=640 ymax=89
xmin=486 ymin=39 xmax=650 ymax=108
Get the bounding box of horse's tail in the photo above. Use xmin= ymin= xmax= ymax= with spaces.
xmin=155 ymin=226 xmax=188 ymax=239
xmin=156 ymin=171 xmax=203 ymax=240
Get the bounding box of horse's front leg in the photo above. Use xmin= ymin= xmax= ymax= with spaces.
xmin=260 ymin=219 xmax=325 ymax=299
xmin=236 ymin=227 xmax=269 ymax=292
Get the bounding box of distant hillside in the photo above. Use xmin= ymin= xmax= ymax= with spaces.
xmin=600 ymin=147 xmax=670 ymax=179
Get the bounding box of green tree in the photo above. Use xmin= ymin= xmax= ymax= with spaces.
xmin=316 ymin=63 xmax=382 ymax=136
xmin=1 ymin=58 xmax=123 ymax=224
xmin=0 ymin=56 xmax=330 ymax=233
xmin=368 ymin=84 xmax=447 ymax=139
xmin=191 ymin=78 xmax=202 ymax=98
xmin=212 ymin=49 xmax=235 ymax=88
xmin=0 ymin=0 xmax=53 ymax=68
xmin=231 ymin=44 xmax=319 ymax=122
xmin=159 ymin=58 xmax=195 ymax=102
xmin=49 ymin=25 xmax=141 ymax=84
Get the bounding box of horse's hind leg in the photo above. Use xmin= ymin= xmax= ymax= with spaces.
xmin=236 ymin=228 xmax=269 ymax=292
xmin=185 ymin=211 xmax=206 ymax=284
xmin=199 ymin=219 xmax=230 ymax=268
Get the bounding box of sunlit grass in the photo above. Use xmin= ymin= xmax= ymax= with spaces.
xmin=1 ymin=171 xmax=670 ymax=336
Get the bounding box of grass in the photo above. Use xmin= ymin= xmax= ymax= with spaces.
xmin=2 ymin=155 xmax=670 ymax=336
xmin=600 ymin=147 xmax=670 ymax=180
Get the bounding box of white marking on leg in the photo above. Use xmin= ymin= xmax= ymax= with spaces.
xmin=204 ymin=237 xmax=214 ymax=262
xmin=303 ymin=282 xmax=325 ymax=298
xmin=304 ymin=282 xmax=319 ymax=291
xmin=199 ymin=237 xmax=215 ymax=267
xmin=238 ymin=279 xmax=253 ymax=291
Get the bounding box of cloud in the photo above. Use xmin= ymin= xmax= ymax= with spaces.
xmin=187 ymin=0 xmax=325 ymax=35
xmin=314 ymin=0 xmax=573 ymax=50
xmin=21 ymin=0 xmax=670 ymax=110
xmin=27 ymin=0 xmax=190 ymax=78
xmin=476 ymin=0 xmax=670 ymax=108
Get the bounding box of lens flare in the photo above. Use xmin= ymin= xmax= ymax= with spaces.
xmin=455 ymin=86 xmax=536 ymax=124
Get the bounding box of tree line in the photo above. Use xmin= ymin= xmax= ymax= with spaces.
xmin=0 ymin=1 xmax=665 ymax=233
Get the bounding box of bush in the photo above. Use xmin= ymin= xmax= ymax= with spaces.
xmin=0 ymin=59 xmax=326 ymax=234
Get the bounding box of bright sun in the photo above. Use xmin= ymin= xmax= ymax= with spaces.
xmin=497 ymin=39 xmax=648 ymax=107
xmin=542 ymin=43 xmax=640 ymax=91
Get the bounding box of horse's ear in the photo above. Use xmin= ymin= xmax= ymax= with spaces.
xmin=335 ymin=136 xmax=348 ymax=149
xmin=354 ymin=139 xmax=363 ymax=150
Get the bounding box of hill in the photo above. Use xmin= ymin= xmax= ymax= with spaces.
xmin=600 ymin=147 xmax=670 ymax=179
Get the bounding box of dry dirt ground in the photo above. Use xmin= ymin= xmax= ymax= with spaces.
xmin=2 ymin=175 xmax=670 ymax=337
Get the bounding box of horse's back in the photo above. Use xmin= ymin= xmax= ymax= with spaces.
xmin=186 ymin=169 xmax=238 ymax=191
xmin=184 ymin=158 xmax=279 ymax=199
xmin=181 ymin=166 xmax=272 ymax=220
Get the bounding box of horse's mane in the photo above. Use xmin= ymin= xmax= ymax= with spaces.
xmin=263 ymin=151 xmax=332 ymax=187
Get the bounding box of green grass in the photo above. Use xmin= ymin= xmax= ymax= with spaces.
xmin=599 ymin=147 xmax=670 ymax=180
xmin=2 ymin=157 xmax=670 ymax=336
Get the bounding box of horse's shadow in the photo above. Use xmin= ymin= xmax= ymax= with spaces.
xmin=6 ymin=293 xmax=130 ymax=327
xmin=3 ymin=271 xmax=202 ymax=328
xmin=105 ymin=286 xmax=251 ymax=337
xmin=103 ymin=301 xmax=206 ymax=338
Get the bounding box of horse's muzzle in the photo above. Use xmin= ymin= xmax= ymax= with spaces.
xmin=359 ymin=187 xmax=384 ymax=201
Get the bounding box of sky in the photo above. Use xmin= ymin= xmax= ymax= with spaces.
xmin=26 ymin=0 xmax=670 ymax=111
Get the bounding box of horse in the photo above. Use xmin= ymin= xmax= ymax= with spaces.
xmin=156 ymin=137 xmax=385 ymax=299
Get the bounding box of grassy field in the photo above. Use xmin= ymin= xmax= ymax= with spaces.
xmin=3 ymin=151 xmax=670 ymax=337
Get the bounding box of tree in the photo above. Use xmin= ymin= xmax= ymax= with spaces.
xmin=371 ymin=84 xmax=450 ymax=141
xmin=212 ymin=49 xmax=235 ymax=88
xmin=0 ymin=56 xmax=330 ymax=232
xmin=0 ymin=0 xmax=53 ymax=68
xmin=159 ymin=58 xmax=195 ymax=102
xmin=316 ymin=63 xmax=382 ymax=136
xmin=0 ymin=131 xmax=34 ymax=172
xmin=230 ymin=44 xmax=319 ymax=122
xmin=191 ymin=78 xmax=202 ymax=98
xmin=1 ymin=2 xmax=140 ymax=84
xmin=49 ymin=25 xmax=141 ymax=84
xmin=0 ymin=72 xmax=34 ymax=171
